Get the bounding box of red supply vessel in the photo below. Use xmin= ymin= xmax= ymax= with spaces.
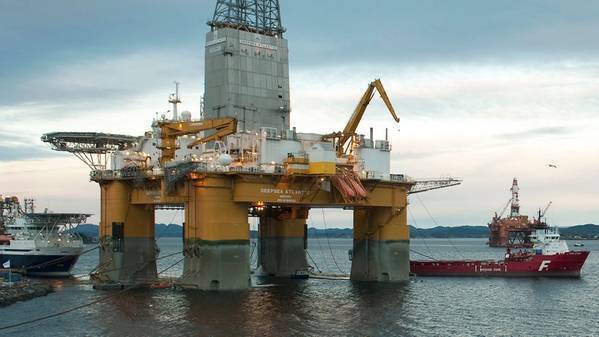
xmin=411 ymin=225 xmax=590 ymax=278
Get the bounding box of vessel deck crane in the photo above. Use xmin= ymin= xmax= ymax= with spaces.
xmin=157 ymin=117 xmax=237 ymax=164
xmin=539 ymin=201 xmax=552 ymax=218
xmin=534 ymin=201 xmax=553 ymax=224
xmin=322 ymin=79 xmax=400 ymax=159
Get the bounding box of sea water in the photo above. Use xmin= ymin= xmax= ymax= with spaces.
xmin=1 ymin=238 xmax=597 ymax=337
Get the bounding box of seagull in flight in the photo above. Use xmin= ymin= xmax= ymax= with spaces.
xmin=547 ymin=164 xmax=558 ymax=168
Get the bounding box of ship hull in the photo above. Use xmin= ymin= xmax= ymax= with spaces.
xmin=411 ymin=251 xmax=589 ymax=278
xmin=0 ymin=249 xmax=82 ymax=277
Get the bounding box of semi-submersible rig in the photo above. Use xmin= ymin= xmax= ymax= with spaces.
xmin=41 ymin=0 xmax=460 ymax=290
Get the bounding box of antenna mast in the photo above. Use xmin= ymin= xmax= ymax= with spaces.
xmin=169 ymin=81 xmax=181 ymax=121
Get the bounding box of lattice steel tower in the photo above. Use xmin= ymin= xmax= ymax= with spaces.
xmin=209 ymin=0 xmax=285 ymax=37
xmin=204 ymin=0 xmax=290 ymax=133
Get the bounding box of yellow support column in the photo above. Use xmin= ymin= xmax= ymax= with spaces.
xmin=258 ymin=207 xmax=309 ymax=278
xmin=179 ymin=177 xmax=250 ymax=290
xmin=351 ymin=204 xmax=410 ymax=282
xmin=96 ymin=181 xmax=157 ymax=286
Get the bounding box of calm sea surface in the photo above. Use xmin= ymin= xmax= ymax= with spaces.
xmin=1 ymin=237 xmax=598 ymax=337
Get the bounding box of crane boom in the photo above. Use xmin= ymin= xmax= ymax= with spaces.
xmin=496 ymin=198 xmax=512 ymax=219
xmin=157 ymin=117 xmax=237 ymax=164
xmin=323 ymin=79 xmax=400 ymax=158
xmin=540 ymin=201 xmax=552 ymax=218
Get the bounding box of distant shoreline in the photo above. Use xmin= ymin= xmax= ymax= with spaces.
xmin=72 ymin=223 xmax=599 ymax=240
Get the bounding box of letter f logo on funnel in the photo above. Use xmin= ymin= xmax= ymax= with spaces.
xmin=538 ymin=260 xmax=551 ymax=271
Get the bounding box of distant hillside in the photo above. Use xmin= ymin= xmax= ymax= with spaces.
xmin=560 ymin=224 xmax=599 ymax=239
xmin=70 ymin=224 xmax=185 ymax=238
xmin=156 ymin=224 xmax=183 ymax=237
xmin=72 ymin=224 xmax=99 ymax=237
xmin=71 ymin=223 xmax=599 ymax=239
xmin=308 ymin=227 xmax=352 ymax=238
xmin=409 ymin=224 xmax=599 ymax=239
xmin=409 ymin=225 xmax=489 ymax=238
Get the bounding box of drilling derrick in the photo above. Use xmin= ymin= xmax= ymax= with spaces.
xmin=210 ymin=0 xmax=285 ymax=36
xmin=509 ymin=178 xmax=520 ymax=217
xmin=204 ymin=0 xmax=290 ymax=133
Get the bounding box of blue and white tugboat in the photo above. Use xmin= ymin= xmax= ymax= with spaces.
xmin=0 ymin=196 xmax=90 ymax=277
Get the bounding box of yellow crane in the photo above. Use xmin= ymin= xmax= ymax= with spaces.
xmin=323 ymin=79 xmax=400 ymax=159
xmin=157 ymin=117 xmax=237 ymax=164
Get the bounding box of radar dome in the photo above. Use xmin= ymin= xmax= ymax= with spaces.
xmin=181 ymin=111 xmax=192 ymax=121
xmin=217 ymin=154 xmax=233 ymax=166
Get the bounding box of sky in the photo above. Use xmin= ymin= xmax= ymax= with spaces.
xmin=1 ymin=0 xmax=598 ymax=228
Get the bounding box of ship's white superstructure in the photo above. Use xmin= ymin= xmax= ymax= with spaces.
xmin=0 ymin=196 xmax=90 ymax=276
xmin=530 ymin=227 xmax=570 ymax=255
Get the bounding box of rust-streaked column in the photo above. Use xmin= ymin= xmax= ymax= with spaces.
xmin=179 ymin=177 xmax=250 ymax=290
xmin=97 ymin=181 xmax=157 ymax=286
xmin=351 ymin=189 xmax=410 ymax=282
xmin=258 ymin=207 xmax=309 ymax=278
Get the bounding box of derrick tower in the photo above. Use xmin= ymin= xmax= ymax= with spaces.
xmin=209 ymin=0 xmax=284 ymax=36
xmin=510 ymin=178 xmax=520 ymax=218
xmin=204 ymin=0 xmax=290 ymax=133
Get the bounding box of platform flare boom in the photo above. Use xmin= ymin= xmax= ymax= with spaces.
xmin=409 ymin=178 xmax=463 ymax=194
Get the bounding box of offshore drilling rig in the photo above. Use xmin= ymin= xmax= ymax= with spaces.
xmin=41 ymin=0 xmax=460 ymax=290
xmin=488 ymin=178 xmax=551 ymax=247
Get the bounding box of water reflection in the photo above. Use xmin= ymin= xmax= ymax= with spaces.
xmin=348 ymin=282 xmax=413 ymax=336
xmin=2 ymin=238 xmax=597 ymax=337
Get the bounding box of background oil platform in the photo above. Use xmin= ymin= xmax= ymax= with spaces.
xmin=41 ymin=0 xmax=460 ymax=290
xmin=488 ymin=178 xmax=550 ymax=247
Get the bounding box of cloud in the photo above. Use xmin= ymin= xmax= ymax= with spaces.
xmin=290 ymin=60 xmax=599 ymax=138
xmin=0 ymin=129 xmax=65 ymax=161
xmin=0 ymin=48 xmax=207 ymax=146
xmin=0 ymin=1 xmax=212 ymax=77
xmin=0 ymin=49 xmax=204 ymax=108
xmin=2 ymin=1 xmax=599 ymax=227
xmin=4 ymin=0 xmax=599 ymax=82
xmin=495 ymin=126 xmax=573 ymax=140
xmin=286 ymin=1 xmax=599 ymax=67
xmin=0 ymin=146 xmax=61 ymax=161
